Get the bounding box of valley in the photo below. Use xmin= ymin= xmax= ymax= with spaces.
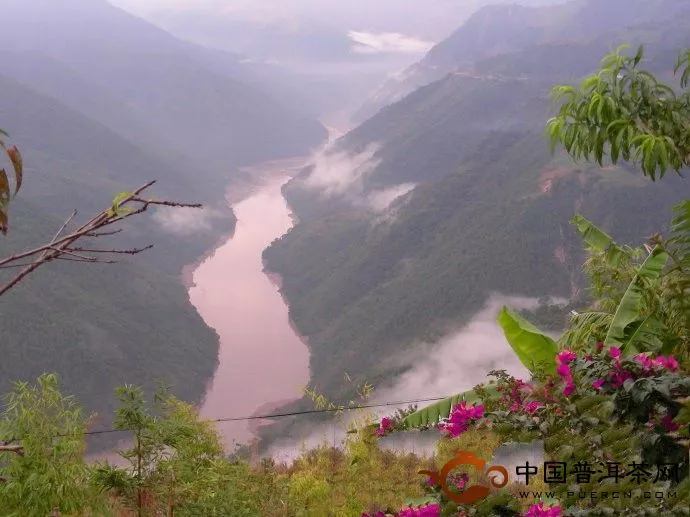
xmin=5 ymin=0 xmax=690 ymax=513
xmin=189 ymin=159 xmax=311 ymax=450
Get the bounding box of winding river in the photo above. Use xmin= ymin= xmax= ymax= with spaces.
xmin=188 ymin=162 xmax=311 ymax=450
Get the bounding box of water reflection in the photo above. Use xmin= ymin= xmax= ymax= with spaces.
xmin=189 ymin=175 xmax=310 ymax=450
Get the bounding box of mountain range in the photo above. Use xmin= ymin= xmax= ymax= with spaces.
xmin=259 ymin=0 xmax=690 ymax=443
xmin=353 ymin=0 xmax=690 ymax=123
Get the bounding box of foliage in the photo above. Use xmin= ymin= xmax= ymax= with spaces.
xmin=92 ymin=385 xmax=264 ymax=516
xmin=0 ymin=374 xmax=107 ymax=516
xmin=558 ymin=210 xmax=690 ymax=361
xmin=0 ymin=128 xmax=23 ymax=235
xmin=401 ymin=390 xmax=490 ymax=430
xmin=497 ymin=307 xmax=558 ymax=375
xmin=367 ymin=42 xmax=690 ymax=516
xmin=546 ymin=45 xmax=690 ymax=180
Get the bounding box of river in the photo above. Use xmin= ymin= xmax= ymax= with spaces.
xmin=188 ymin=162 xmax=311 ymax=451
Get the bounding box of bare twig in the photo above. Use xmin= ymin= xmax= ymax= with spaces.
xmin=55 ymin=257 xmax=117 ymax=264
xmin=70 ymin=245 xmax=154 ymax=255
xmin=85 ymin=229 xmax=123 ymax=238
xmin=0 ymin=182 xmax=202 ymax=297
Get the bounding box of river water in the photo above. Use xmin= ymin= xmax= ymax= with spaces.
xmin=188 ymin=165 xmax=311 ymax=450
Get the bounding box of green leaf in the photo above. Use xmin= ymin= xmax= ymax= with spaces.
xmin=401 ymin=387 xmax=498 ymax=428
xmin=497 ymin=307 xmax=558 ymax=374
xmin=110 ymin=192 xmax=135 ymax=217
xmin=633 ymin=45 xmax=645 ymax=67
xmin=111 ymin=192 xmax=132 ymax=209
xmin=604 ymin=247 xmax=669 ymax=354
xmin=571 ymin=214 xmax=631 ymax=267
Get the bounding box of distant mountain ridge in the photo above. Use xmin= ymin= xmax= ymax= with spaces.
xmin=353 ymin=0 xmax=690 ymax=123
xmin=0 ymin=0 xmax=327 ymax=171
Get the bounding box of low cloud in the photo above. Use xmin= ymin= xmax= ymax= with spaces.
xmin=301 ymin=144 xmax=381 ymax=198
xmin=348 ymin=31 xmax=434 ymax=54
xmin=301 ymin=145 xmax=416 ymax=213
xmin=265 ymin=294 xmax=563 ymax=463
xmin=372 ymin=294 xmax=542 ymax=404
xmin=152 ymin=206 xmax=221 ymax=236
xmin=367 ymin=183 xmax=416 ymax=212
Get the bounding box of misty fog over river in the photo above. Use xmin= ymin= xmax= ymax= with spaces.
xmin=188 ymin=163 xmax=311 ymax=450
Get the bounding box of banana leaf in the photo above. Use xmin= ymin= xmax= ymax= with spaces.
xmin=497 ymin=307 xmax=558 ymax=374
xmin=402 ymin=386 xmax=498 ymax=428
xmin=605 ymin=246 xmax=668 ymax=354
xmin=571 ymin=214 xmax=631 ymax=267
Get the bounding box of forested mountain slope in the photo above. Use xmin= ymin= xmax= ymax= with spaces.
xmin=0 ymin=0 xmax=329 ymax=449
xmin=354 ymin=0 xmax=690 ymax=123
xmin=0 ymin=73 xmax=237 ymax=446
xmin=261 ymin=18 xmax=690 ymax=441
xmin=0 ymin=0 xmax=327 ymax=171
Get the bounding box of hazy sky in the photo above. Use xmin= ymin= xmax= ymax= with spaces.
xmin=111 ymin=0 xmax=487 ymax=39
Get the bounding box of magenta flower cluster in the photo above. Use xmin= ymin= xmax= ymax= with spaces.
xmin=375 ymin=417 xmax=394 ymax=437
xmin=589 ymin=348 xmax=681 ymax=392
xmin=522 ymin=502 xmax=562 ymax=517
xmin=361 ymin=503 xmax=440 ymax=517
xmin=565 ymin=347 xmax=682 ymax=432
xmin=438 ymin=401 xmax=485 ymax=438
xmin=555 ymin=350 xmax=577 ymax=396
xmin=498 ymin=377 xmax=544 ymax=416
xmin=398 ymin=504 xmax=441 ymax=517
xmin=633 ymin=353 xmax=680 ymax=373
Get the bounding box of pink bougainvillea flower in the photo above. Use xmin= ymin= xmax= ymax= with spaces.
xmin=438 ymin=421 xmax=468 ymax=437
xmin=609 ymin=347 xmax=622 ymax=360
xmin=472 ymin=404 xmax=485 ymax=419
xmin=439 ymin=402 xmax=485 ymax=437
xmin=555 ymin=359 xmax=576 ymax=397
xmin=523 ymin=502 xmax=563 ymax=517
xmin=556 ymin=350 xmax=577 ymax=364
xmin=525 ymin=401 xmax=543 ymax=414
xmin=656 ymin=356 xmax=680 ymax=372
xmin=592 ymin=379 xmax=605 ymax=390
xmin=398 ymin=504 xmax=441 ymax=517
xmin=456 ymin=473 xmax=469 ymax=489
xmin=609 ymin=369 xmax=634 ymax=388
xmin=634 ymin=354 xmax=655 ymax=371
xmin=375 ymin=416 xmax=394 ymax=436
xmin=556 ymin=363 xmax=572 ymax=379
xmin=563 ymin=382 xmax=576 ymax=397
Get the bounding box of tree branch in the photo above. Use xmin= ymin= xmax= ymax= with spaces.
xmin=0 ymin=182 xmax=202 ymax=297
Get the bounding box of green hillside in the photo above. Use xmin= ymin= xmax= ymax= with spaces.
xmin=0 ymin=0 xmax=331 ymax=451
xmin=260 ymin=19 xmax=690 ymax=442
xmin=0 ymin=73 xmax=239 ymax=450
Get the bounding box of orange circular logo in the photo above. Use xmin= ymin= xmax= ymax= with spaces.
xmin=419 ymin=450 xmax=509 ymax=504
